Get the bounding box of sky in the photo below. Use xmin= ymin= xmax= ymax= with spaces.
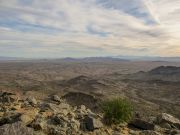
xmin=0 ymin=0 xmax=180 ymax=58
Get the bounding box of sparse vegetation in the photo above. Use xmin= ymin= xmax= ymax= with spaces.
xmin=101 ymin=98 xmax=133 ymax=125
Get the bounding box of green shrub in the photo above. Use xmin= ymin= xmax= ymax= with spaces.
xmin=101 ymin=98 xmax=133 ymax=125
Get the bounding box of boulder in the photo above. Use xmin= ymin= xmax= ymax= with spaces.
xmin=130 ymin=118 xmax=155 ymax=130
xmin=157 ymin=113 xmax=180 ymax=129
xmin=20 ymin=114 xmax=34 ymax=125
xmin=82 ymin=116 xmax=103 ymax=131
xmin=19 ymin=109 xmax=39 ymax=125
xmin=0 ymin=122 xmax=34 ymax=135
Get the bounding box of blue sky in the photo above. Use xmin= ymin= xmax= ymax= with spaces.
xmin=0 ymin=0 xmax=180 ymax=58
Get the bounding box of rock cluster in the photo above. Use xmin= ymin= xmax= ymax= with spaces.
xmin=0 ymin=91 xmax=106 ymax=135
xmin=129 ymin=113 xmax=180 ymax=135
xmin=0 ymin=90 xmax=180 ymax=135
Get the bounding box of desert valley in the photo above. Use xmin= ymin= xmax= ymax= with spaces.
xmin=0 ymin=58 xmax=180 ymax=135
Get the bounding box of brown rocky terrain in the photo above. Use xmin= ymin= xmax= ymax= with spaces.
xmin=0 ymin=90 xmax=180 ymax=135
xmin=0 ymin=59 xmax=180 ymax=134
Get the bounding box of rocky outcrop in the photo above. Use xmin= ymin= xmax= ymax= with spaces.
xmin=156 ymin=113 xmax=180 ymax=129
xmin=63 ymin=92 xmax=101 ymax=112
xmin=0 ymin=91 xmax=105 ymax=135
xmin=149 ymin=66 xmax=180 ymax=75
xmin=0 ymin=90 xmax=180 ymax=135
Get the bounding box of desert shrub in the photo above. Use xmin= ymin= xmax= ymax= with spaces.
xmin=101 ymin=98 xmax=133 ymax=125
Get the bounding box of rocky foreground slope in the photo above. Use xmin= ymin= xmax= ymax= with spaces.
xmin=0 ymin=90 xmax=180 ymax=135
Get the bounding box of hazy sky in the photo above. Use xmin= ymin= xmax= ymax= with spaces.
xmin=0 ymin=0 xmax=180 ymax=58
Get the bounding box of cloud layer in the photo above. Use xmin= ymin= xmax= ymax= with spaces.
xmin=0 ymin=0 xmax=180 ymax=57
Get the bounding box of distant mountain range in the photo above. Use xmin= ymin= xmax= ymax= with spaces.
xmin=0 ymin=56 xmax=180 ymax=62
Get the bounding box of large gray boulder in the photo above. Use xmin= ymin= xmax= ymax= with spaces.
xmin=157 ymin=113 xmax=180 ymax=129
xmin=0 ymin=122 xmax=34 ymax=135
xmin=82 ymin=116 xmax=103 ymax=131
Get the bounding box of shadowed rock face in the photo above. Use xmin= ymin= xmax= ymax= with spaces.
xmin=66 ymin=75 xmax=92 ymax=84
xmin=62 ymin=92 xmax=101 ymax=112
xmin=149 ymin=66 xmax=180 ymax=75
xmin=63 ymin=75 xmax=107 ymax=92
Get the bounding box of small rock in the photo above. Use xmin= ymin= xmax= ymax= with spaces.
xmin=27 ymin=97 xmax=37 ymax=106
xmin=160 ymin=123 xmax=172 ymax=129
xmin=154 ymin=125 xmax=164 ymax=133
xmin=129 ymin=130 xmax=140 ymax=135
xmin=42 ymin=103 xmax=70 ymax=113
xmin=59 ymin=103 xmax=70 ymax=110
xmin=80 ymin=105 xmax=86 ymax=111
xmin=48 ymin=127 xmax=66 ymax=135
xmin=70 ymin=119 xmax=80 ymax=132
xmin=53 ymin=114 xmax=68 ymax=128
xmin=52 ymin=95 xmax=62 ymax=103
xmin=68 ymin=112 xmax=76 ymax=118
xmin=30 ymin=116 xmax=46 ymax=131
xmin=11 ymin=104 xmax=21 ymax=110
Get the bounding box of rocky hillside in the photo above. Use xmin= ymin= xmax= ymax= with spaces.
xmin=0 ymin=90 xmax=180 ymax=135
xmin=127 ymin=66 xmax=180 ymax=82
xmin=149 ymin=66 xmax=180 ymax=75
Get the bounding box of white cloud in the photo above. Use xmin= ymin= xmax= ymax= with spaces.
xmin=0 ymin=0 xmax=180 ymax=57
